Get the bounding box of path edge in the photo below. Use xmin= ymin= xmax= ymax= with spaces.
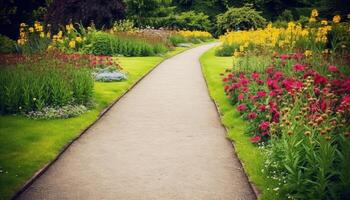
xmin=10 ymin=44 xmax=205 ymax=200
xmin=199 ymin=48 xmax=260 ymax=199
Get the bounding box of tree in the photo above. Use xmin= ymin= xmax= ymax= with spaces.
xmin=45 ymin=0 xmax=126 ymax=30
xmin=166 ymin=11 xmax=212 ymax=31
xmin=125 ymin=0 xmax=173 ymax=26
xmin=216 ymin=5 xmax=267 ymax=35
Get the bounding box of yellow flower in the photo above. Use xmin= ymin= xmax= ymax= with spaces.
xmin=46 ymin=32 xmax=51 ymax=38
xmin=233 ymin=50 xmax=240 ymax=57
xmin=75 ymin=36 xmax=82 ymax=43
xmin=239 ymin=45 xmax=244 ymax=52
xmin=20 ymin=23 xmax=26 ymax=27
xmin=304 ymin=50 xmax=312 ymax=57
xmin=321 ymin=20 xmax=328 ymax=25
xmin=29 ymin=27 xmax=34 ymax=33
xmin=40 ymin=32 xmax=45 ymax=38
xmin=57 ymin=31 xmax=63 ymax=38
xmin=311 ymin=9 xmax=318 ymax=17
xmin=333 ymin=15 xmax=341 ymax=23
xmin=69 ymin=40 xmax=76 ymax=48
xmin=309 ymin=17 xmax=316 ymax=23
xmin=47 ymin=45 xmax=54 ymax=50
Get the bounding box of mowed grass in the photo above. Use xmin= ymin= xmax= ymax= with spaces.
xmin=200 ymin=47 xmax=274 ymax=199
xmin=0 ymin=46 xmax=189 ymax=200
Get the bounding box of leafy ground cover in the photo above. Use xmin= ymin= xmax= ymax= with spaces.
xmin=0 ymin=46 xmax=190 ymax=200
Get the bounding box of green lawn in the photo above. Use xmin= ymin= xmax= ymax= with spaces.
xmin=0 ymin=46 xmax=190 ymax=200
xmin=200 ymin=47 xmax=275 ymax=199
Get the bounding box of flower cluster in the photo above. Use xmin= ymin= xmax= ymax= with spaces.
xmin=223 ymin=53 xmax=350 ymax=144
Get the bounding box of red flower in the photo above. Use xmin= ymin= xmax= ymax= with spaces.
xmin=223 ymin=77 xmax=228 ymax=82
xmin=247 ymin=112 xmax=257 ymax=120
xmin=250 ymin=135 xmax=261 ymax=143
xmin=328 ymin=65 xmax=339 ymax=72
xmin=293 ymin=63 xmax=305 ymax=71
xmin=227 ymin=73 xmax=233 ymax=79
xmin=259 ymin=121 xmax=270 ymax=130
xmin=257 ymin=91 xmax=266 ymax=97
xmin=237 ymin=104 xmax=247 ymax=112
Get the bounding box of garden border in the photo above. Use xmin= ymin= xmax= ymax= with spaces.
xmin=199 ymin=50 xmax=260 ymax=199
xmin=10 ymin=44 xmax=204 ymax=200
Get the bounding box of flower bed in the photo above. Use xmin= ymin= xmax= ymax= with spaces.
xmin=218 ymin=10 xmax=350 ymax=199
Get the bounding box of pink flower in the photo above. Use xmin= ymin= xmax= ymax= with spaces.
xmin=250 ymin=135 xmax=261 ymax=143
xmin=224 ymin=85 xmax=231 ymax=92
xmin=328 ymin=65 xmax=338 ymax=72
xmin=240 ymin=78 xmax=249 ymax=86
xmin=314 ymin=73 xmax=328 ymax=85
xmin=237 ymin=104 xmax=247 ymax=112
xmin=259 ymin=121 xmax=270 ymax=130
xmin=259 ymin=104 xmax=267 ymax=111
xmin=266 ymin=67 xmax=274 ymax=74
xmin=247 ymin=112 xmax=257 ymax=120
xmin=293 ymin=63 xmax=305 ymax=71
xmin=257 ymin=91 xmax=266 ymax=97
xmin=252 ymin=72 xmax=260 ymax=80
xmin=242 ymin=87 xmax=249 ymax=93
xmin=238 ymin=93 xmax=244 ymax=101
xmin=273 ymin=71 xmax=284 ymax=80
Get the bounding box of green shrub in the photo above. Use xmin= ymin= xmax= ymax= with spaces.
xmin=84 ymin=31 xmax=168 ymax=56
xmin=215 ymin=43 xmax=239 ymax=56
xmin=0 ymin=53 xmax=94 ymax=114
xmin=166 ymin=11 xmax=212 ymax=31
xmin=169 ymin=34 xmax=188 ymax=46
xmin=0 ymin=35 xmax=16 ymax=54
xmin=216 ymin=5 xmax=267 ymax=35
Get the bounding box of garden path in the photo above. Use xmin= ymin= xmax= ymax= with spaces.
xmin=17 ymin=44 xmax=255 ymax=200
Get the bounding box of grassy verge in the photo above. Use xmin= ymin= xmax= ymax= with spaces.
xmin=200 ymin=47 xmax=274 ymax=199
xmin=0 ymin=46 xmax=193 ymax=200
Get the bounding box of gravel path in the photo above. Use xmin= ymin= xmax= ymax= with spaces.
xmin=17 ymin=44 xmax=256 ymax=200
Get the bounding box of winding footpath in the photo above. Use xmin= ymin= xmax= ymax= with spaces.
xmin=17 ymin=44 xmax=255 ymax=200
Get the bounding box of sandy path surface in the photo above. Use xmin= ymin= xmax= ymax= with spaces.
xmin=17 ymin=44 xmax=255 ymax=200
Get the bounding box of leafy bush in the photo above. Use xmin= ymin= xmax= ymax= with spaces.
xmin=112 ymin=20 xmax=135 ymax=32
xmin=83 ymin=31 xmax=168 ymax=56
xmin=0 ymin=35 xmax=16 ymax=54
xmin=165 ymin=11 xmax=212 ymax=31
xmin=216 ymin=5 xmax=267 ymax=35
xmin=0 ymin=52 xmax=94 ymax=114
xmin=215 ymin=43 xmax=239 ymax=56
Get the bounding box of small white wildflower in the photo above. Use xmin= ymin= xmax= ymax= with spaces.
xmin=273 ymin=187 xmax=279 ymax=191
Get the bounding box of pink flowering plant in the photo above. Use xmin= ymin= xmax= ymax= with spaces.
xmin=222 ymin=49 xmax=350 ymax=198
